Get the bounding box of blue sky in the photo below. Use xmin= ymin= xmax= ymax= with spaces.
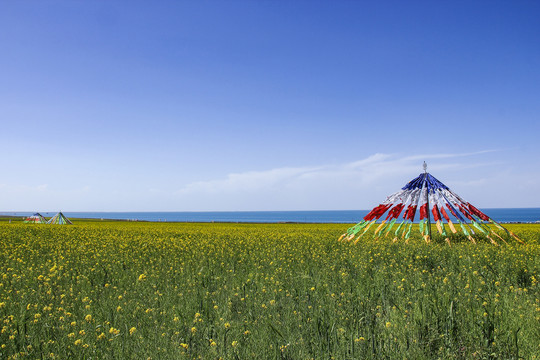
xmin=1 ymin=1 xmax=539 ymax=211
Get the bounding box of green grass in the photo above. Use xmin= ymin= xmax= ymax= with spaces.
xmin=0 ymin=217 xmax=22 ymax=223
xmin=0 ymin=222 xmax=538 ymax=359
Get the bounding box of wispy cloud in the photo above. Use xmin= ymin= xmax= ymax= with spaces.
xmin=403 ymin=150 xmax=498 ymax=161
xmin=176 ymin=167 xmax=317 ymax=195
xmin=174 ymin=151 xmax=500 ymax=210
xmin=1 ymin=184 xmax=49 ymax=192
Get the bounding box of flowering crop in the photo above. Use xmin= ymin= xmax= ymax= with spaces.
xmin=0 ymin=221 xmax=538 ymax=359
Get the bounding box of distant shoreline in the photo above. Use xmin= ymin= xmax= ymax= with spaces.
xmin=2 ymin=214 xmax=539 ymax=225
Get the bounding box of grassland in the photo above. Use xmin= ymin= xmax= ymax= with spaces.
xmin=0 ymin=221 xmax=538 ymax=359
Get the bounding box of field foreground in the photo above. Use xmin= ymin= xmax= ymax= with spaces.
xmin=0 ymin=222 xmax=539 ymax=359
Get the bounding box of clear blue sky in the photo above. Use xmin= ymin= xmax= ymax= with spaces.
xmin=1 ymin=1 xmax=539 ymax=211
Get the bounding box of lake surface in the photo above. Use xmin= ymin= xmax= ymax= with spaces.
xmin=2 ymin=209 xmax=540 ymax=223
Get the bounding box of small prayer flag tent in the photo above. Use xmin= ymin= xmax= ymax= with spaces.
xmin=23 ymin=213 xmax=47 ymax=224
xmin=340 ymin=162 xmax=521 ymax=245
xmin=47 ymin=212 xmax=73 ymax=225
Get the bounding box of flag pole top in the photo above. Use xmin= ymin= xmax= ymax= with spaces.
xmin=423 ymin=161 xmax=427 ymax=173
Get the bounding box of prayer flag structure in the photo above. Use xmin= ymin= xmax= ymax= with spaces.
xmin=340 ymin=163 xmax=522 ymax=245
xmin=47 ymin=212 xmax=73 ymax=225
xmin=23 ymin=213 xmax=47 ymax=224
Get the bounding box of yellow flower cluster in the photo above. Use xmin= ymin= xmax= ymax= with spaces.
xmin=0 ymin=221 xmax=537 ymax=358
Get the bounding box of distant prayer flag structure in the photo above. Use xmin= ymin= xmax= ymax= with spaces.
xmin=339 ymin=162 xmax=522 ymax=245
xmin=47 ymin=212 xmax=73 ymax=225
xmin=23 ymin=213 xmax=47 ymax=224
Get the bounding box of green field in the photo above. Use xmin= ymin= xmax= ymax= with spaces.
xmin=0 ymin=221 xmax=539 ymax=359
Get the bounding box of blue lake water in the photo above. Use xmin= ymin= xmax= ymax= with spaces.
xmin=2 ymin=209 xmax=540 ymax=223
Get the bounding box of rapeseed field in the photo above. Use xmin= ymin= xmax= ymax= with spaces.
xmin=0 ymin=221 xmax=538 ymax=359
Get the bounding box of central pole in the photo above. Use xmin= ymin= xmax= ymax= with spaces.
xmin=423 ymin=162 xmax=432 ymax=241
